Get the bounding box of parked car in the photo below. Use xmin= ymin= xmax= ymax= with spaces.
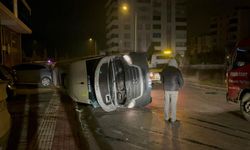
xmin=12 ymin=63 xmax=52 ymax=87
xmin=59 ymin=52 xmax=152 ymax=112
xmin=0 ymin=65 xmax=16 ymax=97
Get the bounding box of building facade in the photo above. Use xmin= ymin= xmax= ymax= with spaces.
xmin=187 ymin=7 xmax=250 ymax=65
xmin=209 ymin=8 xmax=250 ymax=52
xmin=105 ymin=0 xmax=187 ymax=67
xmin=0 ymin=0 xmax=31 ymax=67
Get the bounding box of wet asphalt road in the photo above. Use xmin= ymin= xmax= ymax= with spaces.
xmin=5 ymin=83 xmax=250 ymax=150
xmin=76 ymin=82 xmax=250 ymax=150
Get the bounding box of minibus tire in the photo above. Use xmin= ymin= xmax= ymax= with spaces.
xmin=241 ymin=93 xmax=250 ymax=121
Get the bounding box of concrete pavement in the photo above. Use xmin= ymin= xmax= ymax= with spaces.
xmin=7 ymin=88 xmax=82 ymax=150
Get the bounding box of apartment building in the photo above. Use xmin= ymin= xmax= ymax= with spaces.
xmin=0 ymin=0 xmax=31 ymax=66
xmin=210 ymin=7 xmax=250 ymax=52
xmin=105 ymin=0 xmax=187 ymax=67
xmin=189 ymin=35 xmax=212 ymax=54
xmin=186 ymin=7 xmax=250 ymax=65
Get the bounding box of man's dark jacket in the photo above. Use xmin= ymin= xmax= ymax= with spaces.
xmin=161 ymin=66 xmax=184 ymax=91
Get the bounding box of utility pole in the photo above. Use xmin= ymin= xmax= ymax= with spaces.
xmin=134 ymin=12 xmax=137 ymax=52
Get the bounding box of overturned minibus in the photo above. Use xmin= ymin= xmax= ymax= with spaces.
xmin=62 ymin=52 xmax=152 ymax=112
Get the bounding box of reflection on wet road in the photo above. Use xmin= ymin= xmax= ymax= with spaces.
xmin=76 ymin=83 xmax=250 ymax=150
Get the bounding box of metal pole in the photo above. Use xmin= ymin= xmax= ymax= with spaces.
xmin=0 ymin=14 xmax=3 ymax=64
xmin=94 ymin=40 xmax=97 ymax=55
xmin=134 ymin=12 xmax=137 ymax=52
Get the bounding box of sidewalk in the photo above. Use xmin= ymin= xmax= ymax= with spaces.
xmin=7 ymin=89 xmax=82 ymax=150
xmin=29 ymin=91 xmax=81 ymax=150
xmin=51 ymin=92 xmax=81 ymax=150
xmin=184 ymin=76 xmax=227 ymax=92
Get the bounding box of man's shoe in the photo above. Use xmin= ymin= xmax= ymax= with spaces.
xmin=171 ymin=120 xmax=180 ymax=127
xmin=164 ymin=118 xmax=170 ymax=122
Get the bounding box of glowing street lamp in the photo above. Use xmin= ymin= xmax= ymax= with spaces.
xmin=89 ymin=38 xmax=97 ymax=55
xmin=120 ymin=3 xmax=137 ymax=52
xmin=121 ymin=4 xmax=128 ymax=12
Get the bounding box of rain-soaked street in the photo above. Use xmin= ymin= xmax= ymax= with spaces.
xmin=6 ymin=81 xmax=250 ymax=150
xmin=76 ymin=81 xmax=250 ymax=150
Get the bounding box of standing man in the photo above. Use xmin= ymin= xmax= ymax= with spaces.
xmin=161 ymin=58 xmax=184 ymax=123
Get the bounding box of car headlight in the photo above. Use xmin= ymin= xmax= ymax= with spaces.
xmin=123 ymin=55 xmax=132 ymax=65
xmin=128 ymin=100 xmax=136 ymax=108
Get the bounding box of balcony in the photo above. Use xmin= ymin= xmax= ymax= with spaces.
xmin=18 ymin=0 xmax=31 ymax=28
xmin=0 ymin=0 xmax=13 ymax=12
xmin=0 ymin=0 xmax=31 ymax=34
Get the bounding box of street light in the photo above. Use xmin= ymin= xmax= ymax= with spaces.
xmin=121 ymin=3 xmax=137 ymax=52
xmin=89 ymin=38 xmax=97 ymax=55
xmin=121 ymin=4 xmax=128 ymax=12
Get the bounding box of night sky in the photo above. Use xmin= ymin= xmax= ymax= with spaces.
xmin=24 ymin=0 xmax=250 ymax=59
xmin=26 ymin=0 xmax=107 ymax=58
xmin=188 ymin=0 xmax=250 ymax=36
